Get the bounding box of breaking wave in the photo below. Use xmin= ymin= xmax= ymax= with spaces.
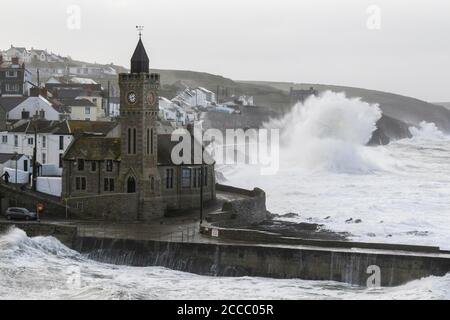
xmin=409 ymin=121 xmax=446 ymax=141
xmin=1 ymin=227 xmax=449 ymax=300
xmin=263 ymin=91 xmax=383 ymax=173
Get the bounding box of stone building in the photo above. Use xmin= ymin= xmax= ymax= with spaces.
xmin=61 ymin=37 xmax=216 ymax=221
xmin=0 ymin=56 xmax=32 ymax=96
xmin=289 ymin=86 xmax=318 ymax=105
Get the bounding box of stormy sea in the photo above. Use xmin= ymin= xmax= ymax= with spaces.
xmin=1 ymin=91 xmax=450 ymax=300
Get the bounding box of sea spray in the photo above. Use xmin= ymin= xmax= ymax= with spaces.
xmin=262 ymin=91 xmax=383 ymax=173
xmin=409 ymin=121 xmax=446 ymax=141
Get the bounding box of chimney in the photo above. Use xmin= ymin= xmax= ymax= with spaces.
xmin=12 ymin=57 xmax=19 ymax=65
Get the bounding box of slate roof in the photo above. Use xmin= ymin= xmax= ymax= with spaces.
xmin=63 ymin=136 xmax=121 ymax=161
xmin=131 ymin=38 xmax=149 ymax=73
xmin=0 ymin=153 xmax=25 ymax=164
xmin=67 ymin=120 xmax=118 ymax=135
xmin=0 ymin=97 xmax=28 ymax=112
xmin=8 ymin=119 xmax=117 ymax=135
xmin=58 ymin=98 xmax=96 ymax=107
xmin=63 ymin=133 xmax=215 ymax=166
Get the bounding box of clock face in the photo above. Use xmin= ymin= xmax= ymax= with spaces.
xmin=147 ymin=91 xmax=156 ymax=106
xmin=127 ymin=91 xmax=137 ymax=104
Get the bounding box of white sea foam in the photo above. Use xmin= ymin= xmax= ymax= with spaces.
xmin=220 ymin=93 xmax=450 ymax=251
xmin=0 ymin=227 xmax=448 ymax=300
xmin=263 ymin=91 xmax=383 ymax=173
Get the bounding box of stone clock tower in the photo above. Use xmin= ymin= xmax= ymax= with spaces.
xmin=118 ymin=35 xmax=162 ymax=218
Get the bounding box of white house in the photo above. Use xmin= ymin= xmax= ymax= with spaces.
xmin=2 ymin=96 xmax=67 ymax=121
xmin=4 ymin=46 xmax=31 ymax=63
xmin=0 ymin=153 xmax=30 ymax=174
xmin=29 ymin=49 xmax=48 ymax=62
xmin=60 ymin=98 xmax=98 ymax=121
xmin=198 ymin=87 xmax=216 ymax=104
xmin=172 ymin=87 xmax=216 ymax=109
xmin=0 ymin=120 xmax=118 ymax=175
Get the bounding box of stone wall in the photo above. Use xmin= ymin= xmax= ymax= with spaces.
xmin=73 ymin=236 xmax=450 ymax=287
xmin=216 ymin=184 xmax=270 ymax=226
xmin=0 ymin=183 xmax=67 ymax=219
xmin=0 ymin=221 xmax=77 ymax=247
xmin=66 ymin=193 xmax=140 ymax=221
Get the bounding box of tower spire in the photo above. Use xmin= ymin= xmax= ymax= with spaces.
xmin=131 ymin=26 xmax=149 ymax=73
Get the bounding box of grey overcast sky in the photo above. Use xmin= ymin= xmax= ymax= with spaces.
xmin=1 ymin=0 xmax=449 ymax=101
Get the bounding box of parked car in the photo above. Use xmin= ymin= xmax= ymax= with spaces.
xmin=4 ymin=207 xmax=37 ymax=221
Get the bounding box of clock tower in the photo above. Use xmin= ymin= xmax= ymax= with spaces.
xmin=119 ymin=33 xmax=161 ymax=213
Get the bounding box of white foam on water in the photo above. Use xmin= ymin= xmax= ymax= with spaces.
xmin=0 ymin=227 xmax=448 ymax=300
xmin=219 ymin=93 xmax=450 ymax=251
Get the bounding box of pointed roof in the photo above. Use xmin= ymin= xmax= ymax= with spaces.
xmin=131 ymin=38 xmax=149 ymax=73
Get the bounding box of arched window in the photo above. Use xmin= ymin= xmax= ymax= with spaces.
xmin=127 ymin=176 xmax=136 ymax=193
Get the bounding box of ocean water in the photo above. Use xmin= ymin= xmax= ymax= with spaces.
xmin=1 ymin=91 xmax=449 ymax=299
xmin=222 ymin=92 xmax=450 ymax=250
xmin=0 ymin=227 xmax=449 ymax=300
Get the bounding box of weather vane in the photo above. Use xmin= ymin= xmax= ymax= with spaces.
xmin=136 ymin=25 xmax=144 ymax=39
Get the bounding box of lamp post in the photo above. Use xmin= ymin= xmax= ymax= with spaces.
xmin=14 ymin=152 xmax=18 ymax=184
xmin=200 ymin=161 xmax=204 ymax=227
xmin=31 ymin=113 xmax=42 ymax=192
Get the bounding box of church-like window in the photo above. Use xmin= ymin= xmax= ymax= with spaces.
xmin=150 ymin=128 xmax=154 ymax=154
xmin=193 ymin=168 xmax=198 ymax=188
xmin=128 ymin=128 xmax=131 ymax=154
xmin=127 ymin=176 xmax=136 ymax=193
xmin=166 ymin=168 xmax=174 ymax=189
xmin=133 ymin=128 xmax=137 ymax=154
xmin=146 ymin=129 xmax=150 ymax=155
xmin=104 ymin=178 xmax=114 ymax=192
xmin=181 ymin=168 xmax=191 ymax=188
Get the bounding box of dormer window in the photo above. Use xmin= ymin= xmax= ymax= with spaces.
xmin=21 ymin=110 xmax=30 ymax=119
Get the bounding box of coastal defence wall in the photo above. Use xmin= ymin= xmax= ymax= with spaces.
xmin=1 ymin=220 xmax=449 ymax=287
xmin=215 ymin=184 xmax=270 ymax=226
xmin=0 ymin=183 xmax=67 ymax=219
xmin=0 ymin=222 xmax=77 ymax=248
xmin=73 ymin=236 xmax=450 ymax=287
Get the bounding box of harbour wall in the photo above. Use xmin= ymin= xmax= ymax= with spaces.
xmin=72 ymin=235 xmax=450 ymax=287
xmin=1 ymin=220 xmax=450 ymax=287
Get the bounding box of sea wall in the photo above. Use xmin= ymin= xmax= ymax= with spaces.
xmin=73 ymin=236 xmax=450 ymax=287
xmin=0 ymin=183 xmax=67 ymax=219
xmin=0 ymin=221 xmax=77 ymax=248
xmin=216 ymin=184 xmax=270 ymax=226
xmin=2 ymin=220 xmax=449 ymax=287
